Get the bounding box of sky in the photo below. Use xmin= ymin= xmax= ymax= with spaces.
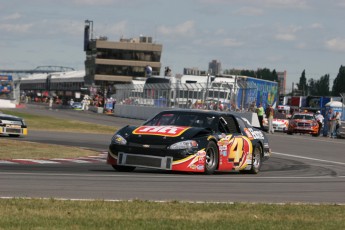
xmin=1 ymin=0 xmax=345 ymax=92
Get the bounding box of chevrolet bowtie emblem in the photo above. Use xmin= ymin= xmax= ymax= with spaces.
xmin=143 ymin=144 xmax=150 ymax=148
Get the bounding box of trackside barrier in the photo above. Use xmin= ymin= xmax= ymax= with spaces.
xmin=0 ymin=99 xmax=16 ymax=108
xmin=114 ymin=104 xmax=260 ymax=127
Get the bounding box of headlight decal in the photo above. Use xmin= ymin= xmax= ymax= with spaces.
xmin=169 ymin=140 xmax=198 ymax=150
xmin=111 ymin=134 xmax=127 ymax=145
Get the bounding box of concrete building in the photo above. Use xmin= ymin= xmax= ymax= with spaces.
xmin=84 ymin=32 xmax=162 ymax=87
xmin=208 ymin=60 xmax=221 ymax=75
xmin=277 ymin=70 xmax=287 ymax=95
xmin=183 ymin=67 xmax=208 ymax=76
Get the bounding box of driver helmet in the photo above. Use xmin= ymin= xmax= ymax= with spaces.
xmin=316 ymin=110 xmax=320 ymax=114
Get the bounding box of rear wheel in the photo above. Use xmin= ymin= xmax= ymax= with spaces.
xmin=204 ymin=142 xmax=218 ymax=175
xmin=112 ymin=165 xmax=136 ymax=172
xmin=249 ymin=144 xmax=262 ymax=174
xmin=9 ymin=134 xmax=20 ymax=137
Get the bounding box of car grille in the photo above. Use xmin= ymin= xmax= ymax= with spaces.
xmin=4 ymin=128 xmax=22 ymax=134
xmin=118 ymin=152 xmax=173 ymax=170
xmin=297 ymin=122 xmax=311 ymax=127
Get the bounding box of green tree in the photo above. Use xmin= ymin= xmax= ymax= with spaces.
xmin=332 ymin=65 xmax=345 ymax=96
xmin=272 ymin=69 xmax=278 ymax=82
xmin=308 ymin=78 xmax=316 ymax=95
xmin=318 ymin=74 xmax=330 ymax=96
xmin=240 ymin=70 xmax=256 ymax=78
xmin=297 ymin=70 xmax=308 ymax=96
xmin=307 ymin=74 xmax=329 ymax=96
xmin=256 ymin=68 xmax=272 ymax=80
xmin=223 ymin=69 xmax=241 ymax=75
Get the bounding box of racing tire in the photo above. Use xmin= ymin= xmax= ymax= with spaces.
xmin=8 ymin=134 xmax=20 ymax=137
xmin=204 ymin=141 xmax=219 ymax=175
xmin=249 ymin=144 xmax=262 ymax=174
xmin=112 ymin=165 xmax=136 ymax=172
xmin=287 ymin=131 xmax=293 ymax=135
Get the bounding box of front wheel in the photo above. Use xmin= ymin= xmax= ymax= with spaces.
xmin=112 ymin=165 xmax=136 ymax=172
xmin=204 ymin=141 xmax=219 ymax=175
xmin=249 ymin=144 xmax=262 ymax=174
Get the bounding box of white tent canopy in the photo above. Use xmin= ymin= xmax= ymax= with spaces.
xmin=325 ymin=101 xmax=345 ymax=107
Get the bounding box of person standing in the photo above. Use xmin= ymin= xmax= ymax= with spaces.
xmin=328 ymin=109 xmax=335 ymax=138
xmin=266 ymin=104 xmax=274 ymax=134
xmin=256 ymin=103 xmax=264 ymax=130
xmin=315 ymin=110 xmax=324 ymax=136
xmin=334 ymin=111 xmax=341 ymax=138
xmin=49 ymin=97 xmax=53 ymax=110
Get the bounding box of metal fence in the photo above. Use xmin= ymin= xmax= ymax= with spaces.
xmin=115 ymin=82 xmax=257 ymax=111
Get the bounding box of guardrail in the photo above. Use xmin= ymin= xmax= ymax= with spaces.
xmin=114 ymin=104 xmax=260 ymax=127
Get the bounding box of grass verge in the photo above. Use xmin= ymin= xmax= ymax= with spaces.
xmin=0 ymin=199 xmax=344 ymax=229
xmin=1 ymin=109 xmax=117 ymax=134
xmin=1 ymin=110 xmax=109 ymax=159
xmin=0 ymin=139 xmax=99 ymax=159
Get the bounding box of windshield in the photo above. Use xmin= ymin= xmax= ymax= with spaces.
xmin=144 ymin=113 xmax=217 ymax=128
xmin=292 ymin=114 xmax=314 ymax=120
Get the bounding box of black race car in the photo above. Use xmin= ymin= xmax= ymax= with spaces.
xmin=107 ymin=110 xmax=271 ymax=174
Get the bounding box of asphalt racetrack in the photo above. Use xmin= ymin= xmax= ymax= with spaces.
xmin=1 ymin=105 xmax=345 ymax=204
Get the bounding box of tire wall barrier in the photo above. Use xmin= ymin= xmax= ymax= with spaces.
xmin=114 ymin=104 xmax=260 ymax=127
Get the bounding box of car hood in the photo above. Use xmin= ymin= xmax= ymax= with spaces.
xmin=292 ymin=119 xmax=314 ymax=123
xmin=273 ymin=119 xmax=288 ymax=124
xmin=118 ymin=125 xmax=212 ymax=145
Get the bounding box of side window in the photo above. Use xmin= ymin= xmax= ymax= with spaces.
xmin=222 ymin=115 xmax=240 ymax=134
xmin=218 ymin=117 xmax=230 ymax=133
xmin=236 ymin=117 xmax=247 ymax=134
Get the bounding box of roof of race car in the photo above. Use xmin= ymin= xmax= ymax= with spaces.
xmin=292 ymin=112 xmax=314 ymax=116
xmin=159 ymin=109 xmax=238 ymax=117
xmin=0 ymin=113 xmax=23 ymax=121
xmin=156 ymin=109 xmax=254 ymax=127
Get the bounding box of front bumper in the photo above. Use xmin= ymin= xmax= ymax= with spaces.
xmin=289 ymin=127 xmax=318 ymax=135
xmin=107 ymin=146 xmax=206 ymax=172
xmin=273 ymin=125 xmax=287 ymax=132
xmin=0 ymin=126 xmax=27 ymax=136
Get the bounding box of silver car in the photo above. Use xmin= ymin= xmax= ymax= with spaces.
xmin=0 ymin=113 xmax=28 ymax=137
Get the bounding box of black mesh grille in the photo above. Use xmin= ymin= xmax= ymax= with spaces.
xmin=297 ymin=123 xmax=311 ymax=127
xmin=126 ymin=155 xmax=162 ymax=168
xmin=118 ymin=153 xmax=172 ymax=170
xmin=5 ymin=128 xmax=22 ymax=133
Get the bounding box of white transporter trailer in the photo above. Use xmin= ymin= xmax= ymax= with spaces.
xmin=177 ymin=75 xmax=209 ymax=108
xmin=178 ymin=74 xmax=237 ymax=109
xmin=208 ymin=75 xmax=237 ymax=109
xmin=141 ymin=75 xmax=178 ymax=107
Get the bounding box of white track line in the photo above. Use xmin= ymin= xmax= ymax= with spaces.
xmin=272 ymin=151 xmax=345 ymax=166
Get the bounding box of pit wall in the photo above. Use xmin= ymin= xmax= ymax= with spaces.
xmin=0 ymin=99 xmax=16 ymax=108
xmin=114 ymin=104 xmax=260 ymax=127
